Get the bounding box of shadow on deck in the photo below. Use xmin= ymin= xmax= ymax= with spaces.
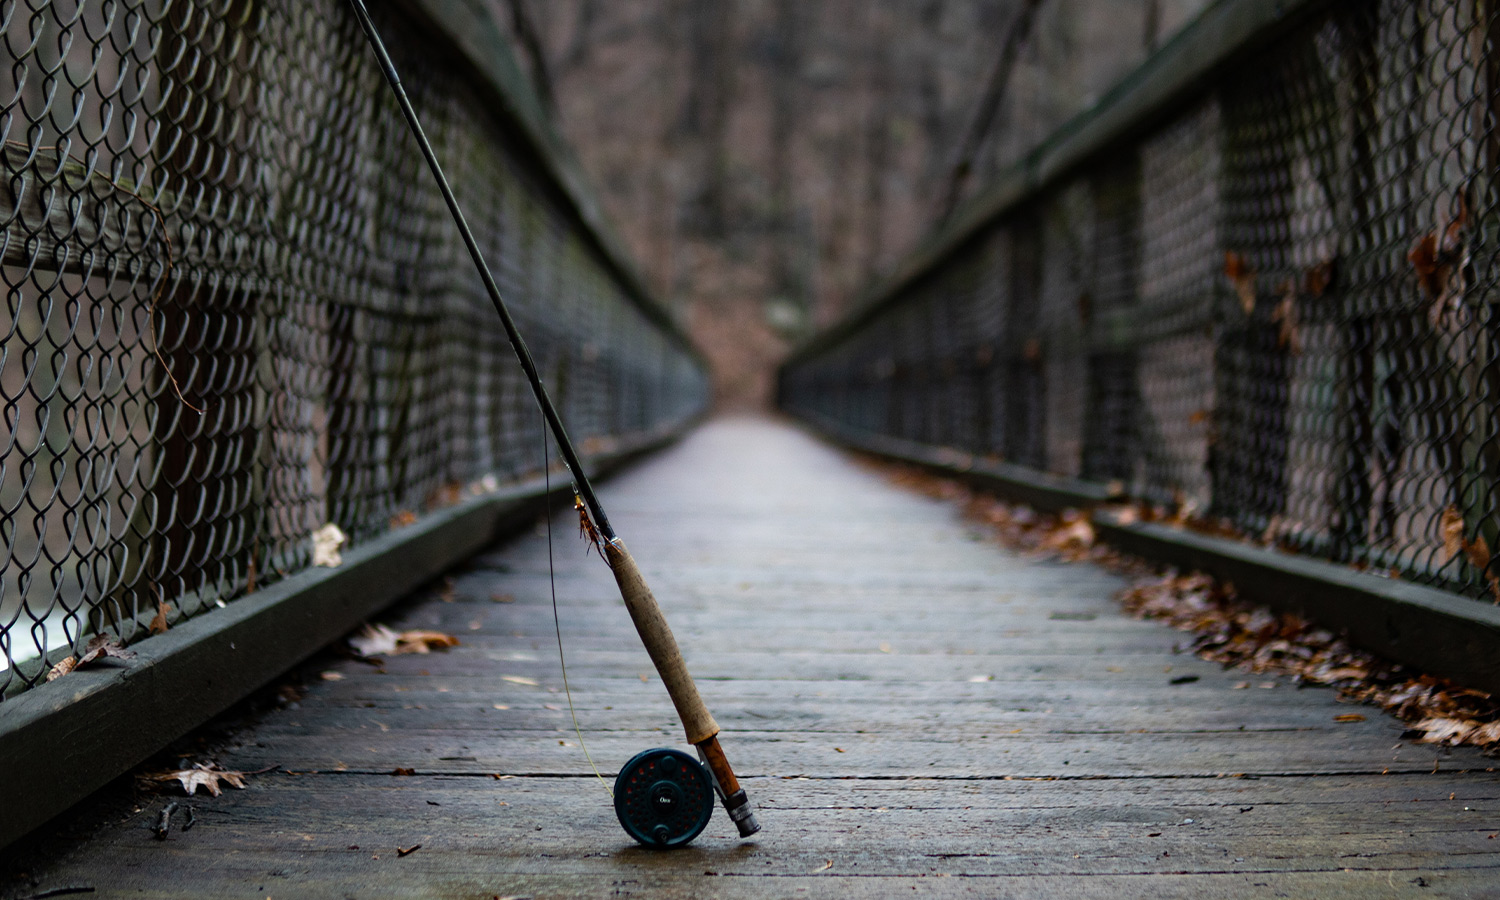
xmin=3 ymin=417 xmax=1497 ymax=898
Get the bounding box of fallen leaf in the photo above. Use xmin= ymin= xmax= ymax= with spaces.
xmin=1415 ymin=716 xmax=1476 ymax=746
xmin=1271 ymin=280 xmax=1301 ymax=354
xmin=149 ymin=600 xmax=171 ymax=635
xmin=1022 ymin=337 xmax=1042 ymax=364
xmin=502 ymin=675 xmax=539 ymax=686
xmin=312 ymin=522 xmax=347 ymax=568
xmin=1224 ymin=251 xmax=1256 ymax=315
xmin=392 ymin=767 xmax=415 ymax=776
xmin=1303 ymin=257 xmax=1338 ymax=298
xmin=1441 ymin=506 xmax=1467 ymax=562
xmin=321 ymin=671 xmax=344 ymax=681
xmin=1466 ymin=533 xmax=1492 ymax=573
xmin=45 ymin=657 xmax=77 ymax=681
xmin=349 ymin=624 xmax=459 ymax=658
xmin=1410 ymin=232 xmax=1447 ymax=298
xmin=350 ymin=623 xmax=400 ymax=657
xmin=47 ymin=635 xmax=137 ymax=680
xmin=427 ymin=481 xmax=464 ymax=508
xmin=817 ymin=860 xmax=833 ymax=871
xmin=397 ymin=844 xmax=421 ymax=857
xmin=1333 ymin=714 xmax=1366 ymax=723
xmin=1411 ymin=195 xmax=1470 ymax=323
xmin=145 ymin=763 xmax=249 ymax=797
xmin=389 ymin=509 xmax=417 ymax=529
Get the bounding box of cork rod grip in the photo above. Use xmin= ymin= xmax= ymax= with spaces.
xmin=605 ymin=538 xmax=720 ymax=745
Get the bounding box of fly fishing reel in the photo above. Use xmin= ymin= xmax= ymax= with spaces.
xmin=614 ymin=748 xmax=716 ymax=848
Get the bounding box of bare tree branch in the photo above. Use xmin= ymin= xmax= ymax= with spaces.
xmin=506 ymin=0 xmax=556 ymax=113
xmin=934 ymin=0 xmax=1044 ymax=223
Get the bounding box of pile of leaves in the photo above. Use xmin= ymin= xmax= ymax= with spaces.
xmin=873 ymin=458 xmax=1500 ymax=754
xmin=962 ymin=495 xmax=1110 ymax=564
xmin=877 ymin=463 xmax=1118 ymax=564
xmin=1121 ymin=571 xmax=1500 ymax=752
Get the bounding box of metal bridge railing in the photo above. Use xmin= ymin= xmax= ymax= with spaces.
xmin=781 ymin=0 xmax=1500 ymax=603
xmin=0 ymin=0 xmax=708 ymax=698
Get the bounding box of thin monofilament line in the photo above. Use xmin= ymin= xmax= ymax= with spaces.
xmin=542 ymin=423 xmax=613 ymax=798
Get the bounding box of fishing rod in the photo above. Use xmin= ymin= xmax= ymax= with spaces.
xmin=347 ymin=0 xmax=759 ymax=848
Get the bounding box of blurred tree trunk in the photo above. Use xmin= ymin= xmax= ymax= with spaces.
xmin=506 ymin=0 xmax=556 ymax=113
xmin=862 ymin=11 xmax=892 ymax=281
xmin=682 ymin=0 xmax=737 ymax=236
xmin=935 ymin=0 xmax=1043 ymax=222
xmin=918 ymin=0 xmax=948 ymax=185
xmin=769 ymin=0 xmax=803 ymax=303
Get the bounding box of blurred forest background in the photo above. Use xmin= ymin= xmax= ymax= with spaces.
xmin=489 ymin=0 xmax=1211 ymax=409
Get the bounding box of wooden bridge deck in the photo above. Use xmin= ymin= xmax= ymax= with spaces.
xmin=6 ymin=417 xmax=1500 ymax=898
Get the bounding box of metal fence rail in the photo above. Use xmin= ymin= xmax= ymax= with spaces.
xmin=0 ymin=0 xmax=708 ymax=697
xmin=781 ymin=0 xmax=1500 ymax=603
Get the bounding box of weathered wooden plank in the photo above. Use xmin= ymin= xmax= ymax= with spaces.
xmin=5 ymin=418 xmax=1500 ymax=900
xmin=9 ymin=774 xmax=1500 ymax=898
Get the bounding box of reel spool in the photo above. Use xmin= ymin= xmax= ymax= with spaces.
xmin=614 ymin=747 xmax=716 ymax=848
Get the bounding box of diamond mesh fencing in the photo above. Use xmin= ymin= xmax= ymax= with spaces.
xmin=0 ymin=0 xmax=708 ymax=697
xmin=781 ymin=0 xmax=1500 ymax=603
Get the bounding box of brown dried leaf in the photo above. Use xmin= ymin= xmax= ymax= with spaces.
xmin=1303 ymin=257 xmax=1337 ymax=298
xmin=1466 ymin=533 xmax=1492 ymax=573
xmin=149 ymin=600 xmax=171 ymax=635
xmin=146 ymin=763 xmax=248 ymax=797
xmin=1409 ymin=232 xmax=1447 ymax=299
xmin=48 ymin=634 xmax=138 ymax=680
xmin=1224 ymin=251 xmax=1256 ymax=315
xmin=349 ymin=624 xmax=460 ymax=658
xmin=1441 ymin=192 xmax=1469 ymax=256
xmin=390 ymin=509 xmax=418 ymax=529
xmin=392 ymin=630 xmax=460 ymax=654
xmin=427 ymin=481 xmax=464 ymax=508
xmin=1022 ymin=337 xmax=1042 ymax=364
xmin=1272 ymin=280 xmax=1301 ymax=354
xmin=1441 ymin=505 xmax=1466 ymax=562
xmin=1332 ymin=713 xmax=1366 ymax=723
xmin=1470 ymin=720 xmax=1500 ymax=746
xmin=45 ymin=656 xmax=78 ymax=682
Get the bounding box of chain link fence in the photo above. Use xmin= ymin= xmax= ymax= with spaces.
xmin=782 ymin=0 xmax=1500 ymax=602
xmin=0 ymin=0 xmax=708 ymax=697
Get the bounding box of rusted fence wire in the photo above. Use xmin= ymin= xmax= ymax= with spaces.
xmin=0 ymin=0 xmax=707 ymax=697
xmin=782 ymin=0 xmax=1500 ymax=603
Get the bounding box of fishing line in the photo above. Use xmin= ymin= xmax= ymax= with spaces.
xmin=542 ymin=419 xmax=612 ymax=797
